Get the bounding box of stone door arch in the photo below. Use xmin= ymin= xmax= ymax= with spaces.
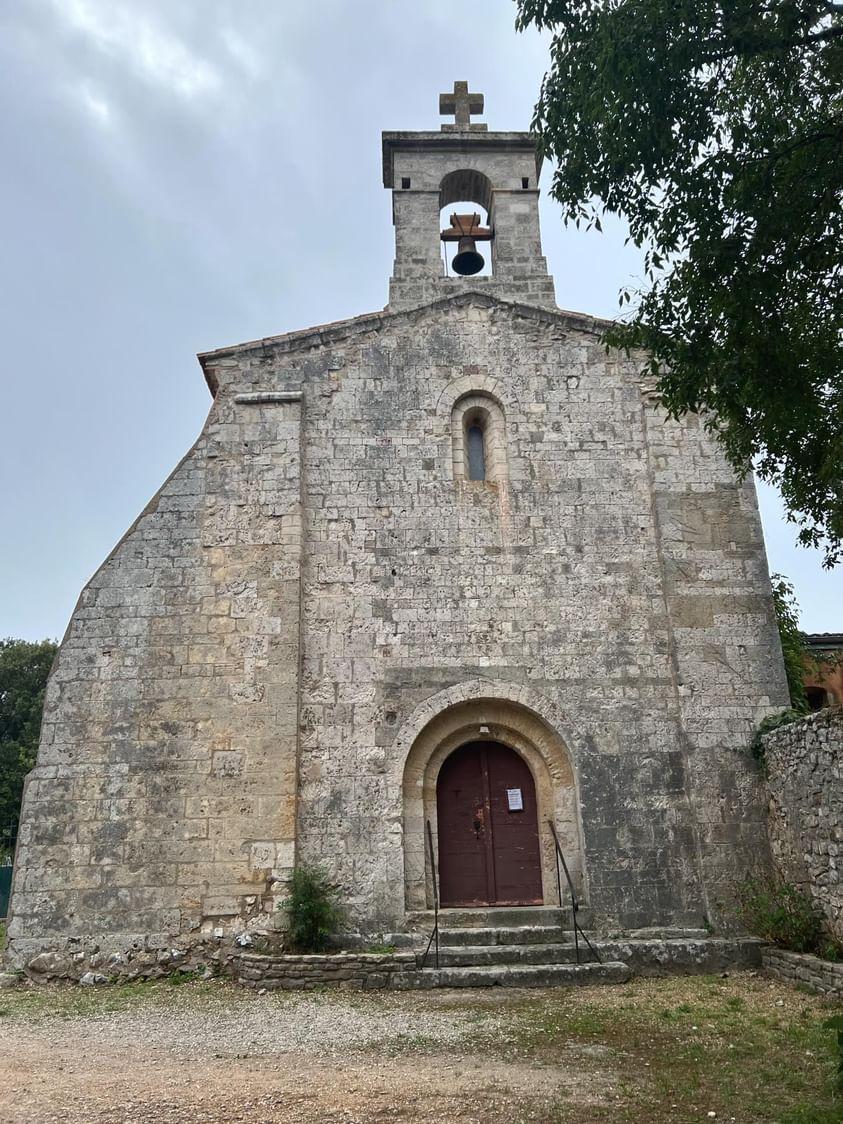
xmin=398 ymin=684 xmax=584 ymax=913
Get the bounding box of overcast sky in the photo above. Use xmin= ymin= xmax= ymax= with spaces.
xmin=1 ymin=0 xmax=839 ymax=641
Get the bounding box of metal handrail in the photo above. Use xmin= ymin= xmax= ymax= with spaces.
xmin=420 ymin=819 xmax=440 ymax=969
xmin=547 ymin=820 xmax=601 ymax=964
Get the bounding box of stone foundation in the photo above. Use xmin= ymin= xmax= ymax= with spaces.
xmin=13 ymin=933 xmax=243 ymax=984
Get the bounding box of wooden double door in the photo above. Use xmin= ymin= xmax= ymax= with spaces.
xmin=436 ymin=741 xmax=543 ymax=907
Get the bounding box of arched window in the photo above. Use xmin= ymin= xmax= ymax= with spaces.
xmin=466 ymin=420 xmax=486 ymax=480
xmin=451 ymin=392 xmax=507 ymax=486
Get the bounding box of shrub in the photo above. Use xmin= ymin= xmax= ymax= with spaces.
xmin=733 ymin=875 xmax=825 ymax=954
xmin=284 ymin=864 xmax=344 ymax=952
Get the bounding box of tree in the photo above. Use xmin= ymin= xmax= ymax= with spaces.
xmin=0 ymin=638 xmax=57 ymax=847
xmin=516 ymin=0 xmax=843 ymax=565
xmin=769 ymin=573 xmax=810 ymax=709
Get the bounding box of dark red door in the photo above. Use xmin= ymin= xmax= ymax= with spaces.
xmin=436 ymin=741 xmax=543 ymax=907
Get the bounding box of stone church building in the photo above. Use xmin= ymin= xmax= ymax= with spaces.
xmin=7 ymin=85 xmax=789 ymax=966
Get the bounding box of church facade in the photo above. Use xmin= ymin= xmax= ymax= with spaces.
xmin=7 ymin=86 xmax=789 ymax=966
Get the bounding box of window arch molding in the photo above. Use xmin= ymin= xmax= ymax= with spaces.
xmin=451 ymin=390 xmax=508 ymax=484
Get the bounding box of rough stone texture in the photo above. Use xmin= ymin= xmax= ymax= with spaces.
xmin=763 ymin=947 xmax=843 ymax=999
xmin=405 ymin=961 xmax=631 ymax=989
xmin=598 ymin=936 xmax=763 ymax=976
xmin=235 ymin=950 xmax=418 ymax=991
xmin=762 ymin=707 xmax=843 ymax=940
xmin=5 ymin=105 xmax=789 ymax=970
xmin=17 ymin=933 xmax=248 ymax=984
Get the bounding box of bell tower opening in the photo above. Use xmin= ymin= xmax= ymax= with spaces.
xmin=382 ymin=81 xmax=556 ymax=310
xmin=439 ymin=169 xmax=493 ymax=277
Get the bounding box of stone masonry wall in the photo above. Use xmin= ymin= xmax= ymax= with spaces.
xmin=762 ymin=707 xmax=843 ymax=941
xmin=642 ymin=398 xmax=790 ymax=919
xmin=235 ymin=950 xmax=418 ymax=991
xmin=202 ymin=291 xmax=785 ymax=935
xmin=7 ymin=289 xmax=788 ymax=963
xmin=6 ymin=390 xmax=304 ymax=969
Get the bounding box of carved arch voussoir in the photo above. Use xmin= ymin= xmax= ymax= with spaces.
xmin=435 ymin=373 xmax=516 ymax=418
xmin=393 ymin=678 xmax=586 ymax=774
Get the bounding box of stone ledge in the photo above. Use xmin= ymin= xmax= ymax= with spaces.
xmin=233 ymin=392 xmax=302 ymax=405
xmin=762 ymin=948 xmax=843 ymax=999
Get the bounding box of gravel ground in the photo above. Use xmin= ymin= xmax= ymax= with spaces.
xmin=4 ymin=974 xmax=834 ymax=1123
xmin=0 ymin=984 xmax=611 ymax=1123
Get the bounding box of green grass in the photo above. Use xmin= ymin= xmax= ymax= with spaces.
xmin=0 ymin=969 xmax=839 ymax=1122
xmin=487 ymin=974 xmax=842 ymax=1123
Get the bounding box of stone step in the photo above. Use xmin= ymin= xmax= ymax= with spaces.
xmin=406 ymin=959 xmax=630 ymax=989
xmin=416 ymin=936 xmax=763 ymax=973
xmin=419 ymin=941 xmax=586 ymax=968
xmin=405 ymin=905 xmax=591 ymax=930
xmin=384 ymin=924 xmax=711 ymax=951
xmin=427 ymin=925 xmax=579 ymax=947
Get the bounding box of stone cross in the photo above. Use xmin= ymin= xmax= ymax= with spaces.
xmin=439 ymin=81 xmax=487 ymax=132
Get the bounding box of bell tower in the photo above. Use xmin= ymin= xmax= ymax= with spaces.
xmin=382 ymin=82 xmax=556 ymax=311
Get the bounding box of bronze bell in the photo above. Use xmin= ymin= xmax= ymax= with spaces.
xmin=452 ymin=237 xmax=485 ymax=276
xmin=442 ymin=212 xmax=493 ymax=276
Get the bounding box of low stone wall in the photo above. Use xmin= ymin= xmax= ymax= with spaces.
xmin=762 ymin=707 xmax=842 ymax=941
xmin=763 ymin=948 xmax=843 ymax=999
xmin=234 ymin=951 xmax=418 ymax=991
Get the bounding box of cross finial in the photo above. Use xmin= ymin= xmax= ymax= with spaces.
xmin=439 ymin=81 xmax=487 ymax=133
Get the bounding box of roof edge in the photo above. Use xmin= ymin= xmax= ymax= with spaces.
xmin=197 ymin=292 xmax=615 ymax=379
xmin=381 ymin=130 xmax=542 ymax=187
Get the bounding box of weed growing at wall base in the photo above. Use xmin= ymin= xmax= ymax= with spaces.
xmin=732 ymin=876 xmax=830 ymax=955
xmin=284 ymin=864 xmax=345 ymax=953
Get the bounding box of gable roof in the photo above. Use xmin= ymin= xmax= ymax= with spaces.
xmin=197 ymin=291 xmax=614 ymax=395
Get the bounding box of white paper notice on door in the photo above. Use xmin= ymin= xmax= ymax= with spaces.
xmin=506 ymin=788 xmax=523 ymax=811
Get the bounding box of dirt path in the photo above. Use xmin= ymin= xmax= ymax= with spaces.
xmin=0 ymin=988 xmax=612 ymax=1124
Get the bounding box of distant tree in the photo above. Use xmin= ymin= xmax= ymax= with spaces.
xmin=770 ymin=573 xmax=810 ymax=710
xmin=0 ymin=638 xmax=57 ymax=845
xmin=516 ymin=0 xmax=843 ymax=565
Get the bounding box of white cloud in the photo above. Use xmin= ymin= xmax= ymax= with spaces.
xmin=52 ymin=0 xmax=221 ymax=100
xmin=76 ymin=81 xmax=112 ymax=127
xmin=219 ymin=27 xmax=264 ymax=81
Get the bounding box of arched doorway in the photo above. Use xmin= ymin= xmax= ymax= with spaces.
xmin=398 ymin=684 xmax=585 ymax=914
xmin=436 ymin=740 xmax=543 ymax=907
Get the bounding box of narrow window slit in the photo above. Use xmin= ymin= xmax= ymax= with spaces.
xmin=467 ymin=421 xmax=486 ymax=481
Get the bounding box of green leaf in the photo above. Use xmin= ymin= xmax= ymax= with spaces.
xmin=517 ymin=0 xmax=843 ymax=565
